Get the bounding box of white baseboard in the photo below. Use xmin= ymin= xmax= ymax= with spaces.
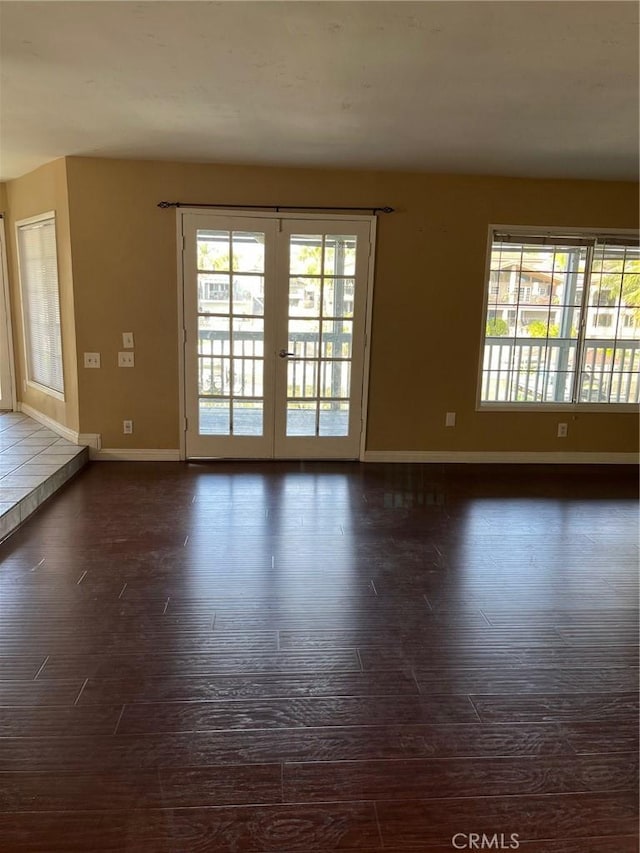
xmin=363 ymin=450 xmax=639 ymax=464
xmin=18 ymin=403 xmax=101 ymax=449
xmin=92 ymin=448 xmax=181 ymax=461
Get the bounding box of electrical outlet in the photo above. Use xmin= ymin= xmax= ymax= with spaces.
xmin=122 ymin=332 xmax=134 ymax=349
xmin=123 ymin=420 xmax=133 ymax=434
xmin=84 ymin=352 xmax=101 ymax=368
xmin=445 ymin=412 xmax=456 ymax=427
xmin=118 ymin=351 xmax=135 ymax=367
xmin=557 ymin=422 xmax=568 ymax=438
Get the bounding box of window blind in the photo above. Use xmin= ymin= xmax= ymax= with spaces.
xmin=17 ymin=216 xmax=65 ymax=395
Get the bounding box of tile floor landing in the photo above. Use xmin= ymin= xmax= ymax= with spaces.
xmin=0 ymin=412 xmax=89 ymax=542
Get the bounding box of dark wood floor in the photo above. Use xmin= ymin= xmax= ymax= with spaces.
xmin=0 ymin=461 xmax=638 ymax=852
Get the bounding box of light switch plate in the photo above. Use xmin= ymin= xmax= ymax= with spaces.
xmin=118 ymin=351 xmax=135 ymax=367
xmin=84 ymin=352 xmax=101 ymax=368
xmin=122 ymin=332 xmax=134 ymax=349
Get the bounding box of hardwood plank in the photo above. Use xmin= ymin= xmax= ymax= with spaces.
xmin=0 ymin=679 xmax=84 ymax=706
xmin=0 ymin=810 xmax=173 ymax=852
xmin=118 ymin=694 xmax=479 ymax=735
xmin=415 ymin=667 xmax=640 ymax=694
xmin=167 ymin=802 xmax=380 ymax=851
xmin=471 ymin=692 xmax=639 ymax=723
xmin=0 ymin=763 xmax=282 ymax=811
xmin=78 ymin=671 xmax=420 ymax=704
xmin=283 ymin=754 xmax=638 ymax=802
xmin=40 ymin=649 xmax=362 ymax=680
xmin=0 ymin=722 xmax=573 ymax=772
xmin=375 ymin=792 xmax=638 ymax=846
xmin=0 ymin=706 xmax=123 ymax=737
xmin=344 ymin=841 xmax=640 ymax=853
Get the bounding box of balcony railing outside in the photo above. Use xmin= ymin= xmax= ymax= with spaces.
xmin=482 ymin=337 xmax=640 ymax=404
xmin=198 ymin=328 xmax=350 ymax=399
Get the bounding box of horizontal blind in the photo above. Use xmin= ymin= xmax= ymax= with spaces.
xmin=493 ymin=232 xmax=596 ymax=248
xmin=494 ymin=231 xmax=639 ymax=249
xmin=17 ymin=217 xmax=64 ymax=395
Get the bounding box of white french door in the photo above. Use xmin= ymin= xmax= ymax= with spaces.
xmin=182 ymin=211 xmax=373 ymax=459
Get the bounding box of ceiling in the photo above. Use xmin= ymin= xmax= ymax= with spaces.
xmin=1 ymin=1 xmax=638 ymax=182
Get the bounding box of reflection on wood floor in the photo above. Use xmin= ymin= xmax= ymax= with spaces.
xmin=0 ymin=461 xmax=637 ymax=851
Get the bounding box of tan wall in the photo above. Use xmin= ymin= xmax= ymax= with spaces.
xmin=5 ymin=159 xmax=79 ymax=430
xmin=65 ymin=156 xmax=639 ymax=452
xmin=0 ymin=183 xmax=7 ymax=212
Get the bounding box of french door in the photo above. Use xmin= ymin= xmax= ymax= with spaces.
xmin=182 ymin=211 xmax=373 ymax=459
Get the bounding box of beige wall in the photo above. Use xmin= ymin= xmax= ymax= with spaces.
xmin=60 ymin=156 xmax=638 ymax=452
xmin=5 ymin=159 xmax=79 ymax=431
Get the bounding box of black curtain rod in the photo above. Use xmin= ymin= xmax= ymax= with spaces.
xmin=158 ymin=201 xmax=394 ymax=214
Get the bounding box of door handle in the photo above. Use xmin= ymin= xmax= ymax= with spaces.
xmin=278 ymin=349 xmax=295 ymax=358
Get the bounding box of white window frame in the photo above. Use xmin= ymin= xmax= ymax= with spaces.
xmin=476 ymin=224 xmax=640 ymax=413
xmin=15 ymin=211 xmax=65 ymax=401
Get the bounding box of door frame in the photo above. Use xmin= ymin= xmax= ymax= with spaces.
xmin=0 ymin=217 xmax=16 ymax=411
xmin=176 ymin=207 xmax=377 ymax=461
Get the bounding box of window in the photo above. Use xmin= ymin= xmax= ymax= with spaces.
xmin=16 ymin=213 xmax=65 ymax=398
xmin=479 ymin=229 xmax=640 ymax=407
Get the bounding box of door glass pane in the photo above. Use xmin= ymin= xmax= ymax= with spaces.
xmin=319 ymin=402 xmax=349 ymax=436
xmin=233 ymin=401 xmax=263 ymax=436
xmin=233 ymin=359 xmax=263 ymax=397
xmin=290 ymin=235 xmax=322 ymax=275
xmin=198 ymin=317 xmax=230 ymax=355
xmin=198 ymin=274 xmax=230 ymax=314
xmin=322 ymin=320 xmax=352 ymax=358
xmin=232 ymin=318 xmax=263 ymax=356
xmin=289 ymin=277 xmax=321 ymax=317
xmin=323 ymin=278 xmax=354 ymax=318
xmin=288 ymin=359 xmax=318 ymax=398
xmin=199 ymin=400 xmax=230 ymax=435
xmin=231 ymin=231 xmax=265 ymax=273
xmin=320 ymin=361 xmax=351 ymax=398
xmin=289 ymin=319 xmax=320 ymax=358
xmin=324 ymin=235 xmax=357 ymax=276
xmin=198 ymin=356 xmax=230 ymax=396
xmin=286 ymin=402 xmax=317 ymax=436
xmin=232 ymin=274 xmax=264 ymax=316
xmin=198 ymin=231 xmax=230 ymax=271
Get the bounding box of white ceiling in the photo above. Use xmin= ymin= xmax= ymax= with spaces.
xmin=1 ymin=1 xmax=638 ymax=182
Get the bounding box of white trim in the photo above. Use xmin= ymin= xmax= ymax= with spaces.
xmin=363 ymin=450 xmax=639 ymax=465
xmin=25 ymin=378 xmax=65 ymax=402
xmin=92 ymin=448 xmax=181 ymax=461
xmin=477 ymin=402 xmax=638 ymax=414
xmin=78 ymin=433 xmax=102 ymax=450
xmin=0 ymin=219 xmax=16 ymax=410
xmin=358 ymin=216 xmax=376 ymax=461
xmin=176 ymin=210 xmax=187 ymax=461
xmin=17 ymin=402 xmax=101 ymax=448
